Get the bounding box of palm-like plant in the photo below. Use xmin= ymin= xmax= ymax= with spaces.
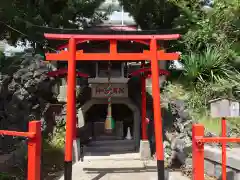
xmin=182 ymin=45 xmax=239 ymax=85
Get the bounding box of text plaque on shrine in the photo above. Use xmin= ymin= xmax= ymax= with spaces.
xmin=91 ymin=83 xmax=128 ymax=98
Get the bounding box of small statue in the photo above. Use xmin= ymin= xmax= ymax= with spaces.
xmin=125 ymin=127 xmax=132 ymax=140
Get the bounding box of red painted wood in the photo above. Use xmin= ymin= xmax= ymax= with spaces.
xmin=47 ymin=68 xmax=89 ymax=78
xmin=129 ymin=68 xmax=170 ymax=77
xmin=141 ymin=62 xmax=148 ymax=140
xmin=192 ymin=124 xmax=205 ymax=180
xmin=65 ymin=38 xmax=76 ymax=163
xmin=44 ymin=33 xmax=180 ymax=40
xmin=44 ymin=33 xmax=181 ymax=180
xmin=45 ymin=50 xmax=179 ymax=61
xmin=57 ymin=39 xmax=160 ymax=50
xmin=150 ymin=38 xmax=164 ymax=161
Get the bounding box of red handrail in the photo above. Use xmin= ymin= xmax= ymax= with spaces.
xmin=0 ymin=121 xmax=41 ymax=180
xmin=0 ymin=131 xmax=35 ymax=138
xmin=192 ymin=119 xmax=240 ymax=180
xmin=195 ymin=137 xmax=240 ymax=143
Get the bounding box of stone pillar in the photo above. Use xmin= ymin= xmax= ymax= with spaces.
xmin=72 ymin=139 xmax=81 ymax=163
xmin=140 ymin=140 xmax=151 ymax=160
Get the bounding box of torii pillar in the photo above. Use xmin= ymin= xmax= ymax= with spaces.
xmin=65 ymin=38 xmax=76 ymax=178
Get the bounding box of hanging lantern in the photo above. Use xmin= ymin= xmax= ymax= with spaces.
xmin=104 ymin=61 xmax=115 ymax=133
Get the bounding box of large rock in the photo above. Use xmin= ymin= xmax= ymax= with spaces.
xmin=0 ymin=52 xmax=56 ymax=154
xmin=162 ymin=99 xmax=194 ymax=167
xmin=170 ymin=133 xmax=192 ymax=165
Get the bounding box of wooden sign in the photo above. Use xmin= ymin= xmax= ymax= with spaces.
xmin=209 ymin=98 xmax=239 ymax=118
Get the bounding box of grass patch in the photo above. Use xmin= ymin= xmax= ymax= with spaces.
xmin=42 ymin=140 xmax=64 ymax=180
xmin=0 ymin=172 xmax=18 ymax=180
xmin=198 ymin=117 xmax=240 ymax=135
xmin=42 ymin=127 xmax=66 ymax=180
xmin=161 ymin=82 xmax=240 ymax=136
xmin=198 ymin=116 xmax=221 ymax=134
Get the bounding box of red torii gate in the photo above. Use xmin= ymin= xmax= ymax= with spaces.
xmin=44 ymin=33 xmax=180 ymax=180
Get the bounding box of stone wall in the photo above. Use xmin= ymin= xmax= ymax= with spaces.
xmin=0 ymin=52 xmax=58 ymax=174
xmin=204 ymin=145 xmax=240 ymax=180
xmin=0 ymin=52 xmax=57 ymax=152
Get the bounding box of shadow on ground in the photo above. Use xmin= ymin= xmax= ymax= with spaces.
xmin=83 ymin=167 xmax=157 ymax=180
xmin=82 ymin=151 xmax=138 ymax=157
xmin=217 ymin=171 xmax=236 ymax=180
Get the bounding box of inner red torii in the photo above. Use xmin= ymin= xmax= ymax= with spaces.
xmin=51 ymin=38 xmax=171 ymax=142
xmin=44 ymin=33 xmax=180 ymax=180
xmin=47 ymin=66 xmax=169 ymax=142
xmin=129 ymin=67 xmax=170 ymax=78
xmin=47 ymin=68 xmax=89 ymax=78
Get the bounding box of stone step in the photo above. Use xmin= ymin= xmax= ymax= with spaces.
xmin=84 ymin=140 xmax=136 ymax=153
xmin=84 ymin=152 xmax=141 ymax=160
xmin=84 ymin=146 xmax=135 ymax=153
xmin=88 ymin=139 xmax=135 ymax=146
xmin=58 ymin=159 xmax=190 ymax=180
xmin=84 ymin=144 xmax=136 ymax=153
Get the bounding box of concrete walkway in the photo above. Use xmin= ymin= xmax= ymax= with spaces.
xmin=57 ymin=153 xmax=190 ymax=180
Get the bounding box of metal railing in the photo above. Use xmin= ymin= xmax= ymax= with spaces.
xmin=0 ymin=121 xmax=41 ymax=180
xmin=192 ymin=119 xmax=240 ymax=180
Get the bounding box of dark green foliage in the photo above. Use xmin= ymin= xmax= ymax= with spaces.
xmin=120 ymin=0 xmax=239 ymax=120
xmin=0 ymin=0 xmax=105 ymax=45
xmin=119 ymin=0 xmax=179 ymax=30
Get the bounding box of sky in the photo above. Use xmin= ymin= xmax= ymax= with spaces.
xmin=0 ymin=40 xmax=32 ymax=56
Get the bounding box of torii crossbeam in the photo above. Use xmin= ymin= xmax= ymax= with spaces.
xmin=44 ymin=33 xmax=180 ymax=180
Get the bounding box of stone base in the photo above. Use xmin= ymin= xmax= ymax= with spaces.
xmin=139 ymin=140 xmax=151 ymax=160
xmin=72 ymin=139 xmax=81 ymax=163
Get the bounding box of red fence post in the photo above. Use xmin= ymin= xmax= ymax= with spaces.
xmin=28 ymin=121 xmax=41 ymax=180
xmin=192 ymin=124 xmax=204 ymax=180
xmin=221 ymin=117 xmax=227 ymax=180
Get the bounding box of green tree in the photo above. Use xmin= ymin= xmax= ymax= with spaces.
xmin=119 ymin=0 xmax=180 ymax=30
xmin=120 ymin=0 xmax=240 ymax=117
xmin=0 ymin=0 xmax=105 ymax=46
xmin=175 ymin=0 xmax=240 ymax=52
xmin=120 ymin=0 xmax=239 ymax=52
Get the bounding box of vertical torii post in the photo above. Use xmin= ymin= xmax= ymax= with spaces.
xmin=130 ymin=66 xmax=170 ymax=161
xmin=65 ymin=37 xmax=76 ymax=180
xmin=151 ymin=38 xmax=164 ymax=179
xmin=141 ymin=61 xmax=148 ymax=140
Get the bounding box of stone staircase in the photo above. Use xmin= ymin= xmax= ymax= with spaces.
xmin=58 ymin=157 xmax=190 ymax=180
xmin=84 ymin=140 xmax=136 ymax=155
